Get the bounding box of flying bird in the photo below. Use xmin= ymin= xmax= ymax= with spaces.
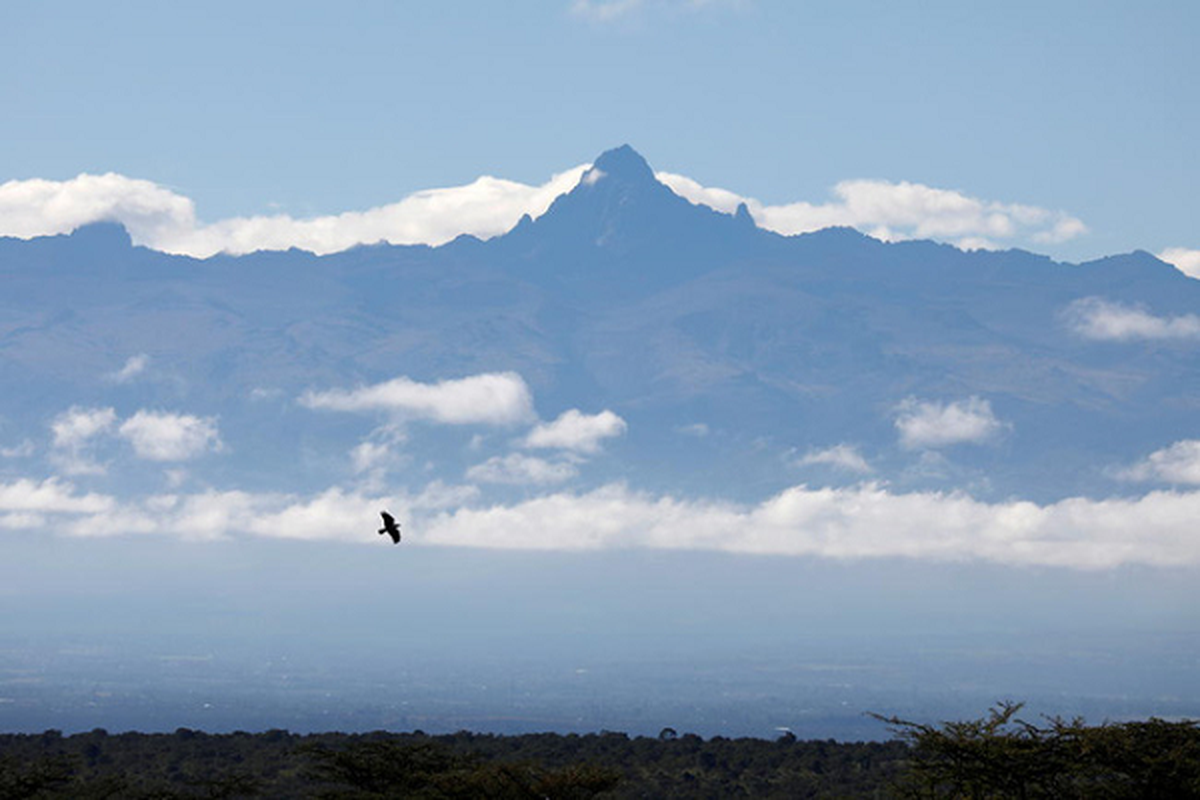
xmin=378 ymin=511 xmax=402 ymax=544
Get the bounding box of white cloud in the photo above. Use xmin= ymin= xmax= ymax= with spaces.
xmin=4 ymin=474 xmax=1200 ymax=568
xmin=245 ymin=487 xmax=389 ymax=543
xmin=571 ymin=0 xmax=746 ymax=21
xmin=1 ymin=440 xmax=35 ymax=458
xmin=301 ymin=372 xmax=536 ymax=426
xmin=1159 ymin=247 xmax=1200 ymax=279
xmin=411 ymin=480 xmax=481 ymax=510
xmin=2 ymin=159 xmax=1086 ymax=259
xmin=420 ymin=482 xmax=1200 ymax=569
xmin=895 ymin=397 xmax=1008 ymax=450
xmin=523 ymin=409 xmax=627 ymax=453
xmin=466 ymin=454 xmax=580 ymax=485
xmin=657 ymin=172 xmax=1087 ymax=250
xmin=1064 ymin=297 xmax=1200 ymax=341
xmin=51 ymin=406 xmax=116 ymax=449
xmin=1119 ymin=440 xmax=1200 ymax=485
xmin=0 ymin=167 xmax=587 ymax=257
xmin=49 ymin=406 xmax=117 ymax=475
xmin=108 ymin=354 xmax=150 ymax=383
xmin=572 ymin=0 xmax=643 ymax=20
xmin=349 ymin=424 xmax=407 ymax=477
xmin=0 ymin=477 xmax=113 ymax=514
xmin=0 ymin=173 xmax=197 ymax=247
xmin=795 ymin=444 xmax=872 ymax=474
xmin=351 ymin=441 xmax=392 ymax=474
xmin=117 ymin=410 xmax=222 ymax=461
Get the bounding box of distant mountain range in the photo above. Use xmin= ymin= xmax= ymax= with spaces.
xmin=3 ymin=144 xmax=1198 ymax=508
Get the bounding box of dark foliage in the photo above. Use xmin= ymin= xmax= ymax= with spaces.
xmin=7 ymin=708 xmax=1194 ymax=799
xmin=0 ymin=727 xmax=906 ymax=798
xmin=874 ymin=701 xmax=1200 ymax=799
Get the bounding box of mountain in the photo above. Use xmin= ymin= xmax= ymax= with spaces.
xmin=2 ymin=146 xmax=1198 ymax=503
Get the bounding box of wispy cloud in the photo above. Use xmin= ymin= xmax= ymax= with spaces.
xmin=300 ymin=372 xmax=536 ymax=426
xmin=108 ymin=354 xmax=150 ymax=383
xmin=571 ymin=0 xmax=643 ymax=20
xmin=794 ymin=444 xmax=872 ymax=474
xmin=659 ymin=172 xmax=1087 ymax=251
xmin=466 ymin=453 xmax=580 ymax=485
xmin=895 ymin=397 xmax=1008 ymax=450
xmin=1159 ymin=248 xmax=1200 ymax=279
xmin=1 ymin=440 xmax=35 ymax=459
xmin=570 ymin=0 xmax=745 ymax=22
xmin=523 ymin=409 xmax=627 ymax=454
xmin=1064 ymin=297 xmax=1200 ymax=341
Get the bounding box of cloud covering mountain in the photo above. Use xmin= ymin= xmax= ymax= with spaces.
xmin=3 ymin=155 xmax=1136 ymax=260
xmin=3 ymin=146 xmax=1200 ymax=571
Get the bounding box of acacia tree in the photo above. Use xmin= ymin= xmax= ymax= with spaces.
xmin=873 ymin=701 xmax=1200 ymax=799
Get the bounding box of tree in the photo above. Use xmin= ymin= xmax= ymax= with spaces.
xmin=873 ymin=701 xmax=1200 ymax=799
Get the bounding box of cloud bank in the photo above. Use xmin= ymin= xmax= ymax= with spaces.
xmin=658 ymin=172 xmax=1087 ymax=250
xmin=11 ymin=379 xmax=1200 ymax=569
xmin=0 ymin=167 xmax=588 ymax=257
xmin=9 ymin=476 xmax=1200 ymax=569
xmin=1 ymin=159 xmax=1087 ymax=258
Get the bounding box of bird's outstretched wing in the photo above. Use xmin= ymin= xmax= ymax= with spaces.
xmin=378 ymin=510 xmax=402 ymax=544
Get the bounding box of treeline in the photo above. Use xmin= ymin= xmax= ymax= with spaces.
xmin=0 ymin=727 xmax=905 ymax=799
xmin=1 ymin=704 xmax=1198 ymax=798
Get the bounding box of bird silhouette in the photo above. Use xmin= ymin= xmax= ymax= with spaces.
xmin=378 ymin=511 xmax=401 ymax=544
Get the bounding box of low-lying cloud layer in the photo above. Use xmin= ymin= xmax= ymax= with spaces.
xmin=658 ymin=173 xmax=1088 ymax=251
xmin=0 ymin=157 xmax=1113 ymax=258
xmin=8 ymin=368 xmax=1200 ymax=569
xmin=5 ymin=475 xmax=1200 ymax=570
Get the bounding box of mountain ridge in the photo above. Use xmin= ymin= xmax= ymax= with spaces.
xmin=1 ymin=145 xmax=1197 ymax=503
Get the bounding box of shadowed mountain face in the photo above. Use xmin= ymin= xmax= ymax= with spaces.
xmin=2 ymin=146 xmax=1198 ymax=501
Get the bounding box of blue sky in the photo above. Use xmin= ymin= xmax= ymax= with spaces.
xmin=3 ymin=1 xmax=1197 ymax=266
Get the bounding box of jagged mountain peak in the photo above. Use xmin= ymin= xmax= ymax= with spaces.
xmin=497 ymin=145 xmax=769 ymax=277
xmin=588 ymin=144 xmax=656 ymax=185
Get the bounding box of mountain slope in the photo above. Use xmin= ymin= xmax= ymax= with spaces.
xmin=1 ymin=146 xmax=1198 ymax=502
